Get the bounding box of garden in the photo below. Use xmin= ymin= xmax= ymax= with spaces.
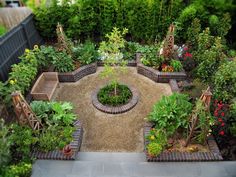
xmin=0 ymin=0 xmax=236 ymax=176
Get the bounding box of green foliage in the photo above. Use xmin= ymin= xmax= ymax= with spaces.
xmin=229 ymin=123 xmax=236 ymax=137
xmin=52 ymin=51 xmax=75 ymax=72
xmin=193 ymin=99 xmax=214 ymax=144
xmin=213 ymin=60 xmax=236 ymax=102
xmin=140 ymin=44 xmax=163 ymax=68
xmin=0 ymin=119 xmax=11 ymax=172
xmin=73 ymin=41 xmax=98 ymax=65
xmin=37 ymin=125 xmax=74 ymax=152
xmin=148 ymin=93 xmax=192 ymax=136
xmin=30 ymin=101 xmax=76 ymax=126
xmin=147 ymin=142 xmax=163 ymax=157
xmin=99 ymin=27 xmax=128 ymax=92
xmin=186 ymin=18 xmax=201 ymax=49
xmin=0 ymin=25 xmax=7 ymax=36
xmin=170 ymin=60 xmax=183 ymax=72
xmin=195 ymin=30 xmax=227 ymax=82
xmin=4 ymin=162 xmax=32 ymax=177
xmin=10 ymin=124 xmax=37 ymax=161
xmin=122 ymin=42 xmax=139 ymax=60
xmin=98 ymin=84 xmax=132 ymax=106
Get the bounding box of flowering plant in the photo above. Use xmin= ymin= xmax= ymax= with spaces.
xmin=178 ymin=45 xmax=195 ymax=72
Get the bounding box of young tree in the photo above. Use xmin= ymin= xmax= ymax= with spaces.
xmin=99 ymin=27 xmax=128 ymax=95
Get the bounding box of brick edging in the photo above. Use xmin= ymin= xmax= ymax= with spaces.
xmin=31 ymin=120 xmax=83 ymax=160
xmin=58 ymin=62 xmax=97 ymax=82
xmin=92 ymin=84 xmax=139 ymax=114
xmin=144 ymin=122 xmax=223 ymax=162
xmin=136 ymin=54 xmax=187 ymax=83
xmin=97 ymin=59 xmax=137 ymax=67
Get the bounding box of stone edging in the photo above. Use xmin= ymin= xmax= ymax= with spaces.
xmin=92 ymin=84 xmax=139 ymax=114
xmin=144 ymin=122 xmax=223 ymax=162
xmin=136 ymin=53 xmax=187 ymax=83
xmin=58 ymin=62 xmax=97 ymax=82
xmin=31 ymin=120 xmax=83 ymax=160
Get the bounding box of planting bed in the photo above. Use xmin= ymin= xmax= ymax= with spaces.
xmin=92 ymin=84 xmax=139 ymax=114
xmin=144 ymin=122 xmax=223 ymax=162
xmin=31 ymin=120 xmax=83 ymax=160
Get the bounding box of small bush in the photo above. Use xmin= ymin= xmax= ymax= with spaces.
xmin=148 ymin=93 xmax=192 ymax=136
xmin=0 ymin=25 xmax=7 ymax=36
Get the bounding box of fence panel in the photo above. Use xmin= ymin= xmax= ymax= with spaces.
xmin=0 ymin=14 xmax=43 ymax=82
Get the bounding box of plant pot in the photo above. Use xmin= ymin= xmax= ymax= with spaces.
xmin=62 ymin=145 xmax=73 ymax=156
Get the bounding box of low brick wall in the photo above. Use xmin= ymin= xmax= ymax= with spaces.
xmin=136 ymin=54 xmax=187 ymax=83
xmin=58 ymin=62 xmax=97 ymax=82
xmin=144 ymin=122 xmax=223 ymax=162
xmin=92 ymin=84 xmax=139 ymax=114
xmin=97 ymin=60 xmax=137 ymax=67
xmin=31 ymin=120 xmax=83 ymax=160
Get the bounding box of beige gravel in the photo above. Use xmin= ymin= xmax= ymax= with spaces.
xmin=53 ymin=67 xmax=172 ymax=152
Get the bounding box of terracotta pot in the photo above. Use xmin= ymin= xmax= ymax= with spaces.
xmin=62 ymin=145 xmax=73 ymax=156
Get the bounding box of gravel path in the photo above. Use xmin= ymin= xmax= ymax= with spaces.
xmin=53 ymin=67 xmax=172 ymax=152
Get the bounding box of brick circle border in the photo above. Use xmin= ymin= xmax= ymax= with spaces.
xmin=92 ymin=84 xmax=139 ymax=114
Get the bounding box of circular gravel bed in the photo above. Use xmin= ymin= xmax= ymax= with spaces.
xmin=53 ymin=67 xmax=172 ymax=152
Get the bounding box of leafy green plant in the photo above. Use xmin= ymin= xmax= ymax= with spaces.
xmin=170 ymin=60 xmax=183 ymax=71
xmin=213 ymin=60 xmax=236 ymax=102
xmin=146 ymin=142 xmax=163 ymax=157
xmin=0 ymin=119 xmax=11 ymax=172
xmin=37 ymin=125 xmax=74 ymax=152
xmin=4 ymin=162 xmax=32 ymax=177
xmin=0 ymin=25 xmax=7 ymax=36
xmin=9 ymin=124 xmax=37 ymax=161
xmin=73 ymin=40 xmax=98 ymax=65
xmin=31 ymin=101 xmax=76 ymax=126
xmin=52 ymin=51 xmax=75 ymax=72
xmin=98 ymin=84 xmax=132 ymax=106
xmin=148 ymin=93 xmax=192 ymax=136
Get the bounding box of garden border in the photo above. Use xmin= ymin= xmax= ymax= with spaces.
xmin=136 ymin=53 xmax=187 ymax=83
xmin=31 ymin=120 xmax=83 ymax=160
xmin=91 ymin=84 xmax=139 ymax=114
xmin=97 ymin=59 xmax=137 ymax=67
xmin=144 ymin=122 xmax=223 ymax=162
xmin=58 ymin=62 xmax=97 ymax=82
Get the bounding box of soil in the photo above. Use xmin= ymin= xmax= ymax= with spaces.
xmin=53 ymin=67 xmax=172 ymax=152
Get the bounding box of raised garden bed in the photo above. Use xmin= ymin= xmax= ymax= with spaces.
xmin=31 ymin=120 xmax=83 ymax=160
xmin=92 ymin=84 xmax=139 ymax=114
xmin=58 ymin=62 xmax=97 ymax=82
xmin=144 ymin=122 xmax=223 ymax=162
xmin=136 ymin=53 xmax=187 ymax=83
xmin=30 ymin=72 xmax=59 ymax=101
xmin=97 ymin=59 xmax=137 ymax=67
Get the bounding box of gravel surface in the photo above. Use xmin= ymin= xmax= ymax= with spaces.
xmin=53 ymin=67 xmax=172 ymax=152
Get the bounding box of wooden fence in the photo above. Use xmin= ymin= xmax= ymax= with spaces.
xmin=0 ymin=14 xmax=43 ymax=82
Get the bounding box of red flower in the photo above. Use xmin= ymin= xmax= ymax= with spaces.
xmin=184 ymin=47 xmax=188 ymax=51
xmin=184 ymin=52 xmax=192 ymax=58
xmin=218 ymin=118 xmax=223 ymax=122
xmin=214 ymin=111 xmax=218 ymax=117
xmin=217 ymin=103 xmax=223 ymax=109
xmin=221 ymin=112 xmax=225 ymax=117
xmin=221 ymin=123 xmax=225 ymax=127
xmin=219 ymin=131 xmax=225 ymax=136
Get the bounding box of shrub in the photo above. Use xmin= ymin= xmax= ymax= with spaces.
xmin=4 ymin=162 xmax=32 ymax=177
xmin=147 ymin=142 xmax=163 ymax=157
xmin=98 ymin=84 xmax=132 ymax=106
xmin=213 ymin=60 xmax=236 ymax=102
xmin=73 ymin=41 xmax=98 ymax=65
xmin=52 ymin=51 xmax=74 ymax=72
xmin=148 ymin=93 xmax=192 ymax=136
xmin=170 ymin=60 xmax=183 ymax=72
